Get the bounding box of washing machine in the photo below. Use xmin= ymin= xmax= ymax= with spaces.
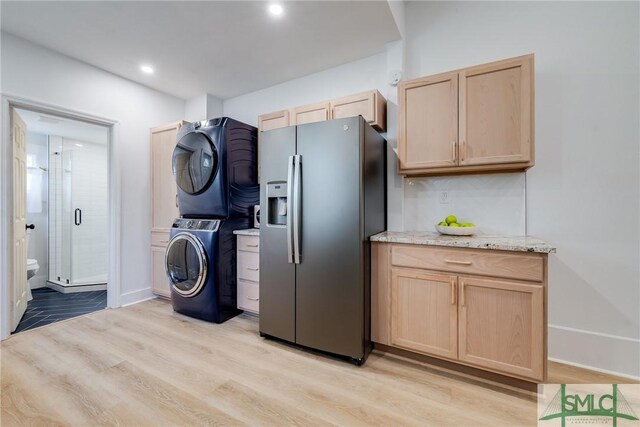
xmin=172 ymin=117 xmax=259 ymax=219
xmin=165 ymin=217 xmax=250 ymax=323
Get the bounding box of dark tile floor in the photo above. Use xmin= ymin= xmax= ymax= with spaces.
xmin=14 ymin=288 xmax=107 ymax=333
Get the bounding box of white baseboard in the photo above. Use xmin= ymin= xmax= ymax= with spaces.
xmin=119 ymin=287 xmax=155 ymax=307
xmin=548 ymin=324 xmax=640 ymax=379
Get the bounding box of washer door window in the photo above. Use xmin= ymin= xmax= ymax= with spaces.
xmin=173 ymin=132 xmax=218 ymax=195
xmin=165 ymin=233 xmax=207 ymax=297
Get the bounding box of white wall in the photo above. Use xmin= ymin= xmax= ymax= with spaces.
xmin=185 ymin=93 xmax=224 ymax=122
xmin=404 ymin=1 xmax=639 ymax=378
xmin=1 ymin=32 xmax=186 ymax=306
xmin=224 ymin=52 xmax=389 ymax=126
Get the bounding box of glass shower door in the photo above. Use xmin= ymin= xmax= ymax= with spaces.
xmin=48 ymin=136 xmax=108 ymax=287
xmin=48 ymin=135 xmax=72 ymax=285
xmin=69 ymin=139 xmax=108 ymax=285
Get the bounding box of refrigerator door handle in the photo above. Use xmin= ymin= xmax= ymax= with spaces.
xmin=286 ymin=155 xmax=295 ymax=264
xmin=293 ymin=154 xmax=302 ymax=264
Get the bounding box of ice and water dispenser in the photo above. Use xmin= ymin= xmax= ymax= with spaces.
xmin=266 ymin=182 xmax=287 ymax=226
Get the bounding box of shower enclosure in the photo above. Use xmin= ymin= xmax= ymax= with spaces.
xmin=48 ymin=135 xmax=108 ymax=289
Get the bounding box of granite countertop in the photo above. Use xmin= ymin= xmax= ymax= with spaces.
xmin=233 ymin=228 xmax=260 ymax=236
xmin=370 ymin=231 xmax=556 ymax=254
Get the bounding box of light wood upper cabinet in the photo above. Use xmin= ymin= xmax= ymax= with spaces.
xmin=150 ymin=121 xmax=183 ymax=232
xmin=398 ymin=72 xmax=458 ymax=169
xmin=292 ymin=102 xmax=330 ymax=126
xmin=258 ymin=89 xmax=386 ymax=133
xmin=458 ymin=276 xmax=544 ymax=381
xmin=460 ymin=56 xmax=533 ymax=166
xmin=391 ymin=268 xmax=458 ymax=360
xmin=331 ymin=90 xmax=386 ymax=131
xmin=398 ymin=54 xmax=534 ymax=176
xmin=258 ymin=110 xmax=290 ymax=132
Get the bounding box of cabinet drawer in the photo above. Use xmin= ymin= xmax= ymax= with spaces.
xmin=391 ymin=245 xmax=543 ymax=282
xmin=237 ymin=251 xmax=260 ymax=282
xmin=151 ymin=231 xmax=170 ymax=247
xmin=237 ymin=235 xmax=259 ymax=253
xmin=238 ymin=280 xmax=259 ymax=313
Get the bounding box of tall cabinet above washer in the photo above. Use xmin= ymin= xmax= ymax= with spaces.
xmin=150 ymin=120 xmax=186 ymax=298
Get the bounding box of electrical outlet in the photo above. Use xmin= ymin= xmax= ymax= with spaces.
xmin=439 ymin=191 xmax=449 ymax=204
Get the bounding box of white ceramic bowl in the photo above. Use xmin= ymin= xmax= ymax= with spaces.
xmin=435 ymin=224 xmax=477 ymax=236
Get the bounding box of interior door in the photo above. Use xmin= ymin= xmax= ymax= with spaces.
xmin=295 ymin=117 xmax=364 ymax=359
xmin=12 ymin=109 xmax=28 ymax=331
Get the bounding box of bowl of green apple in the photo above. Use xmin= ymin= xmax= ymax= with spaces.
xmin=435 ymin=215 xmax=477 ymax=236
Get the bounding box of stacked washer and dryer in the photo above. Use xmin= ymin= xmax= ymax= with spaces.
xmin=165 ymin=118 xmax=259 ymax=323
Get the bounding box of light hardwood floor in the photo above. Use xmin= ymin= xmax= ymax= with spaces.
xmin=1 ymin=299 xmax=634 ymax=426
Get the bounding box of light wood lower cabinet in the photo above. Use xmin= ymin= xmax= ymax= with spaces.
xmin=237 ymin=235 xmax=259 ymax=314
xmin=458 ymin=276 xmax=544 ymax=381
xmin=391 ymin=268 xmax=458 ymax=360
xmin=373 ymin=242 xmax=547 ymax=382
xmin=151 ymin=242 xmax=170 ymax=298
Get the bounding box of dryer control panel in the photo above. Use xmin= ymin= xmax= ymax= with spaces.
xmin=172 ymin=218 xmax=220 ymax=232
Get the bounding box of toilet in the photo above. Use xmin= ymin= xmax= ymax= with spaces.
xmin=25 ymin=231 xmax=37 ymax=301
xmin=27 ymin=258 xmax=39 ymax=280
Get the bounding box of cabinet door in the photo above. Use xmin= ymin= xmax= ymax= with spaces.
xmin=459 ymin=55 xmax=533 ymax=166
xmin=292 ymin=102 xmax=330 ymax=126
xmin=151 ymin=245 xmax=170 ymax=298
xmin=331 ymin=90 xmax=386 ymax=131
xmin=458 ymin=276 xmax=544 ymax=381
xmin=391 ymin=268 xmax=458 ymax=360
xmin=258 ymin=110 xmax=290 ymax=132
xmin=151 ymin=123 xmax=181 ymax=232
xmin=398 ymin=72 xmax=458 ymax=170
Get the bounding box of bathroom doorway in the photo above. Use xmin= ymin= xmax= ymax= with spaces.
xmin=10 ymin=107 xmax=110 ymax=333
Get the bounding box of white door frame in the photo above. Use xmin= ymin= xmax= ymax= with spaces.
xmin=0 ymin=94 xmax=121 ymax=339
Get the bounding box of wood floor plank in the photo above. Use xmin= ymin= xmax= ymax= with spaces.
xmin=2 ymin=298 xmax=636 ymax=427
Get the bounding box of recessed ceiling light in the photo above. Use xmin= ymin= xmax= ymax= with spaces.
xmin=140 ymin=65 xmax=154 ymax=74
xmin=268 ymin=3 xmax=283 ymax=16
xmin=75 ymin=143 xmax=84 ymax=147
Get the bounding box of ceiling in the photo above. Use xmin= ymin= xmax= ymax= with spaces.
xmin=16 ymin=108 xmax=109 ymax=145
xmin=1 ymin=1 xmax=401 ymax=100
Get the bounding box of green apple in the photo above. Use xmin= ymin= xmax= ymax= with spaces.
xmin=445 ymin=215 xmax=457 ymax=225
xmin=449 ymin=223 xmax=461 ymax=227
xmin=438 ymin=221 xmax=448 ymax=226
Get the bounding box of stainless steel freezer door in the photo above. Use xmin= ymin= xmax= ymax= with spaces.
xmin=294 ymin=117 xmax=365 ymax=359
xmin=259 ymin=126 xmax=296 ymax=342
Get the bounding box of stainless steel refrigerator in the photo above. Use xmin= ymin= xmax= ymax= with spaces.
xmin=259 ymin=116 xmax=386 ymax=364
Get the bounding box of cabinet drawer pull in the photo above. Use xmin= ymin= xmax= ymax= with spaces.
xmin=451 ymin=278 xmax=457 ymax=305
xmin=452 ymin=140 xmax=457 ymax=162
xmin=246 ymin=244 xmax=259 ymax=247
xmin=445 ymin=259 xmax=472 ymax=265
xmin=160 ymin=240 xmax=168 ymax=244
xmin=246 ymin=296 xmax=259 ymax=301
xmin=246 ymin=267 xmax=259 ymax=271
xmin=460 ymin=280 xmax=466 ymax=306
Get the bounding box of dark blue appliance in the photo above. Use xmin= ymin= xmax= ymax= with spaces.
xmin=172 ymin=117 xmax=259 ymax=219
xmin=165 ymin=218 xmax=250 ymax=323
